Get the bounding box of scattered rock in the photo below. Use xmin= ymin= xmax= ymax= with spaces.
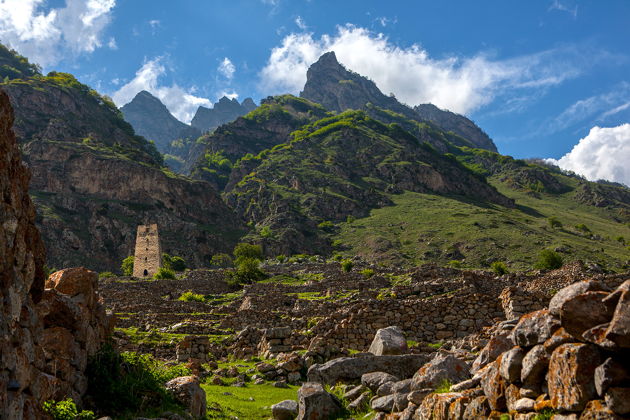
xmin=548 ymin=280 xmax=607 ymax=316
xmin=411 ymin=352 xmax=470 ymax=391
xmin=511 ymin=309 xmax=560 ymax=347
xmin=296 ymin=383 xmax=342 ymax=420
xmin=594 ymin=358 xmax=630 ymax=397
xmin=605 ymin=387 xmax=630 ymax=415
xmin=499 ymin=346 xmax=525 ymax=383
xmin=271 ymin=399 xmax=298 ymax=420
xmin=361 ymin=371 xmax=399 ymax=392
xmin=368 ymin=326 xmax=408 ymax=356
xmin=559 ymin=291 xmax=614 ymax=338
xmin=165 ymin=376 xmax=206 ymax=419
xmin=471 ymin=333 xmax=512 ymax=374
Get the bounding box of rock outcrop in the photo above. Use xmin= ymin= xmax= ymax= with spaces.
xmin=121 ymin=90 xmax=200 ymax=152
xmin=190 ymin=96 xmax=257 ymax=133
xmin=300 ymin=51 xmax=498 ymax=152
xmin=0 ymin=90 xmax=112 ymax=418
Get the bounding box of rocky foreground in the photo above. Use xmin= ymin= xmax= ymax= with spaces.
xmin=269 ymin=278 xmax=630 ymax=419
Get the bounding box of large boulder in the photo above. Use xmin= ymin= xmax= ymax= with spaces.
xmin=480 ymin=358 xmax=507 ymax=412
xmin=559 ymin=291 xmax=614 ymax=338
xmin=307 ymin=354 xmax=427 ymax=385
xmin=548 ymin=343 xmax=602 ymax=412
xmin=594 ymin=358 xmax=630 ymax=397
xmin=165 ymin=376 xmax=206 ymax=419
xmin=471 ymin=332 xmax=513 ymax=374
xmin=603 ymin=281 xmax=630 ymax=348
xmin=272 ymin=399 xmax=298 ymax=420
xmin=411 ymin=352 xmax=470 ymax=391
xmin=511 ymin=309 xmax=560 ymax=348
xmin=45 ymin=267 xmax=98 ymax=306
xmin=548 ymin=280 xmax=607 ymax=316
xmin=499 ymin=346 xmax=525 ymax=384
xmin=296 ymin=382 xmax=342 ymax=420
xmin=368 ymin=326 xmax=408 ymax=356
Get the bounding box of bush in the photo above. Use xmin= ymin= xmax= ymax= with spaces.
xmin=153 ymin=267 xmax=176 ymax=280
xmin=317 ymin=221 xmax=335 ymax=231
xmin=434 ymin=379 xmax=453 ymax=394
xmin=534 ymin=249 xmax=563 ymax=270
xmin=340 ymin=259 xmax=354 ymax=272
xmin=121 ymin=256 xmax=134 ymax=276
xmin=491 ymin=261 xmax=508 ymax=275
xmin=226 ymin=257 xmax=267 ymax=286
xmin=616 ymin=236 xmax=626 ymax=245
xmin=178 ymin=291 xmax=205 ymax=302
xmin=259 ymin=225 xmax=274 ymax=238
xmin=162 ymin=253 xmax=186 ymax=272
xmin=98 ymin=271 xmax=116 ymax=279
xmin=446 ymin=260 xmax=462 ymax=268
xmin=233 ymin=243 xmax=263 ymax=263
xmin=211 ymin=253 xmax=233 ymax=268
xmin=360 ymin=268 xmax=375 ymax=278
xmin=548 ymin=217 xmax=562 ymax=229
xmin=85 ymin=343 xmax=189 ymax=416
xmin=43 ymin=399 xmax=95 ymax=420
xmin=275 ymin=254 xmax=287 ymax=263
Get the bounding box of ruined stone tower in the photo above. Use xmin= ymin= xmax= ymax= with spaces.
xmin=133 ymin=224 xmax=162 ymax=277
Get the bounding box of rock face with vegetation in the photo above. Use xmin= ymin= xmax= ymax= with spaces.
xmin=0 ymin=47 xmax=243 ymax=271
xmin=120 ymin=90 xmax=201 ymax=153
xmin=190 ymin=96 xmax=257 ymax=133
xmin=300 ymin=51 xmax=497 ymax=152
xmin=0 ymin=91 xmax=111 ymax=418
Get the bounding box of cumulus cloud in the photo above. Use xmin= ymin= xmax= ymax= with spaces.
xmin=0 ymin=0 xmax=115 ymax=67
xmin=112 ymin=57 xmax=212 ymax=124
xmin=295 ymin=16 xmax=307 ymax=30
xmin=259 ymin=25 xmax=585 ymax=115
xmin=547 ymin=124 xmax=630 ymax=186
xmin=217 ymin=57 xmax=236 ymax=80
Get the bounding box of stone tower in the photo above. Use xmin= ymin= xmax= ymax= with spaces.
xmin=133 ymin=224 xmax=162 ymax=277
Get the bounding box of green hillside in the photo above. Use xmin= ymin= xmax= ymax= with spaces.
xmin=334 ymin=174 xmax=630 ymax=271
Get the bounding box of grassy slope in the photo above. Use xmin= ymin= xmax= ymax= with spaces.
xmin=335 ymin=175 xmax=630 ymax=271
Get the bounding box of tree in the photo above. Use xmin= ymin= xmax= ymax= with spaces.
xmin=162 ymin=253 xmax=186 ymax=272
xmin=211 ymin=253 xmax=233 ymax=268
xmin=121 ymin=256 xmax=134 ymax=276
xmin=534 ymin=249 xmax=563 ymax=270
xmin=233 ymin=243 xmax=263 ymax=264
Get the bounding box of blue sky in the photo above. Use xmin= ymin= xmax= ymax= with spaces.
xmin=1 ymin=0 xmax=629 ymax=184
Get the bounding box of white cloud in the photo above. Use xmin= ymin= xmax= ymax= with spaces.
xmin=148 ymin=19 xmax=160 ymax=28
xmin=548 ymin=124 xmax=630 ymax=186
xmin=107 ymin=36 xmax=117 ymax=49
xmin=217 ymin=91 xmax=239 ymax=101
xmin=217 ymin=57 xmax=236 ymax=80
xmin=548 ymin=0 xmax=578 ymax=18
xmin=295 ymin=16 xmax=307 ymax=30
xmin=112 ymin=57 xmax=212 ymax=124
xmin=259 ymin=25 xmax=583 ymax=115
xmin=544 ymin=82 xmax=630 ymax=134
xmin=0 ymin=0 xmax=116 ymax=67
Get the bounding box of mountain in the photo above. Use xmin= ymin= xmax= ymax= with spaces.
xmin=190 ymin=96 xmax=257 ymax=133
xmin=0 ymin=48 xmax=243 ymax=271
xmin=300 ymin=51 xmax=497 ymax=152
xmin=120 ymin=90 xmax=201 ymax=152
xmin=0 ymin=43 xmax=41 ymax=80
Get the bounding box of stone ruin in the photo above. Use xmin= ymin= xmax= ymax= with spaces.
xmin=133 ymin=223 xmax=162 ymax=278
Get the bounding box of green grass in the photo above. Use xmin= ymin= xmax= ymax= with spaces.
xmin=335 ymin=183 xmax=630 ymax=271
xmin=203 ymin=383 xmax=298 ymax=419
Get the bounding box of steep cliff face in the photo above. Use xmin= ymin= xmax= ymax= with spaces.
xmin=300 ymin=52 xmax=498 ymax=152
xmin=0 ymin=90 xmax=112 ymax=419
xmin=120 ymin=90 xmax=200 ymax=152
xmin=190 ymin=96 xmax=257 ymax=133
xmin=1 ymin=71 xmax=243 ymax=272
xmin=189 ymin=95 xmax=329 ymax=188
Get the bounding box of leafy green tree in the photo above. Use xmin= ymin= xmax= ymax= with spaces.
xmin=227 ymin=257 xmax=266 ymax=286
xmin=211 ymin=253 xmax=233 ymax=268
xmin=233 ymin=243 xmax=263 ymax=264
xmin=43 ymin=399 xmax=95 ymax=420
xmin=534 ymin=249 xmax=563 ymax=270
xmin=121 ymin=256 xmax=134 ymax=276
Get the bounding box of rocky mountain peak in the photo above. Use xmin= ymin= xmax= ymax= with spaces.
xmin=190 ymin=96 xmax=257 ymax=133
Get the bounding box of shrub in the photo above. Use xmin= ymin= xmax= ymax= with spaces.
xmin=233 ymin=243 xmax=263 ymax=263
xmin=178 ymin=291 xmax=205 ymax=302
xmin=317 ymin=221 xmax=335 ymax=231
xmin=43 ymin=399 xmax=95 ymax=420
xmin=434 ymin=379 xmax=452 ymax=394
xmin=548 ymin=217 xmax=562 ymax=229
xmin=98 ymin=271 xmax=116 ymax=279
xmin=616 ymin=236 xmax=626 ymax=245
xmin=575 ymin=223 xmax=591 ymax=233
xmin=346 ymin=215 xmax=356 ymax=223
xmin=121 ymin=255 xmax=134 ymax=276
xmin=340 ymin=259 xmax=354 ymax=272
xmin=259 ymin=225 xmax=274 ymax=238
xmin=446 ymin=260 xmax=462 ymax=269
xmin=85 ymin=343 xmax=189 ymax=416
xmin=226 ymin=257 xmax=266 ymax=286
xmin=491 ymin=261 xmax=508 ymax=275
xmin=360 ymin=268 xmax=375 ymax=278
xmin=153 ymin=267 xmax=176 ymax=280
xmin=162 ymin=253 xmax=186 ymax=272
xmin=211 ymin=253 xmax=233 ymax=268
xmin=534 ymin=249 xmax=563 ymax=270
xmin=275 ymin=254 xmax=287 ymax=263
